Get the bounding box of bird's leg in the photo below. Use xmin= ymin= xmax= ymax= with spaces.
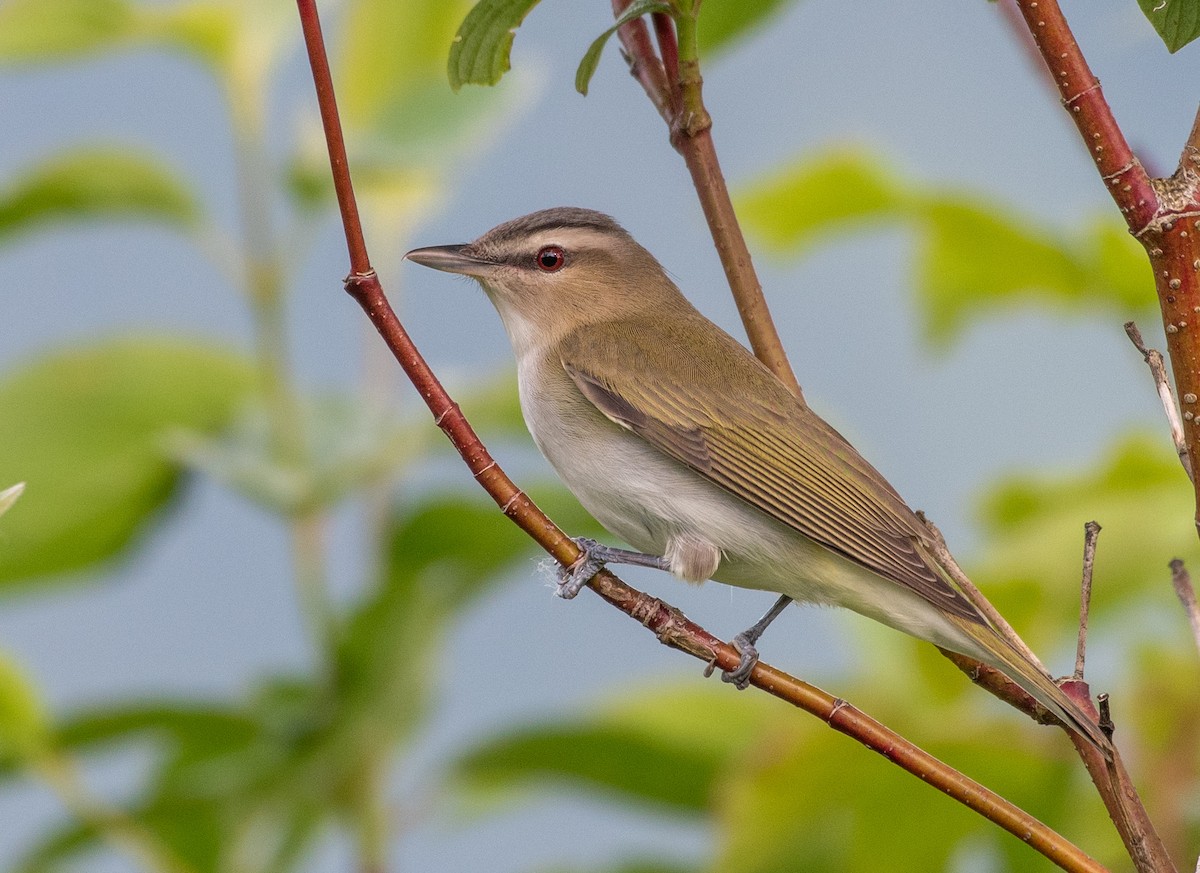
xmin=557 ymin=537 xmax=671 ymax=599
xmin=711 ymin=595 xmax=793 ymax=689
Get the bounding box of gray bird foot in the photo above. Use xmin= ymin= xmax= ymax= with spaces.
xmin=557 ymin=538 xmax=605 ymax=599
xmin=557 ymin=537 xmax=672 ymax=599
xmin=704 ymin=594 xmax=793 ymax=690
xmin=703 ymin=632 xmax=759 ymax=690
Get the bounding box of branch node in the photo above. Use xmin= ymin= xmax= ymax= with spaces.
xmin=499 ymin=490 xmax=524 ymax=516
xmin=1100 ymin=159 xmax=1137 ymax=183
xmin=1061 ymin=79 xmax=1101 ymax=108
xmin=434 ymin=402 xmax=462 ymax=429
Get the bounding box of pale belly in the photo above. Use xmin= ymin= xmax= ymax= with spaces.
xmin=514 ymin=357 xmax=985 ymax=659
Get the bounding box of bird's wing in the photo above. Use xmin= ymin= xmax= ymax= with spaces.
xmin=558 ymin=313 xmax=982 ymax=624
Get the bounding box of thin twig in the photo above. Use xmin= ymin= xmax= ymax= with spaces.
xmin=1170 ymin=558 xmax=1200 ymax=656
xmin=1075 ymin=521 xmax=1102 ymax=681
xmin=610 ymin=4 xmax=671 ymax=123
xmin=293 ymin=3 xmax=1109 ymax=869
xmin=610 ymin=0 xmax=804 ymax=402
xmin=1126 ymin=322 xmax=1193 ymax=480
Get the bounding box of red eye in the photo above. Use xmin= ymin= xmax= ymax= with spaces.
xmin=536 ymin=245 xmax=565 ymax=272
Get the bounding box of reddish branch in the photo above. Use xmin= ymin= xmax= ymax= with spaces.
xmin=612 ymin=1 xmax=804 ymax=401
xmin=292 ymin=1 xmax=1111 ymax=869
xmin=1012 ymin=0 xmax=1200 ymax=545
xmin=1005 ymin=2 xmax=1191 ymax=870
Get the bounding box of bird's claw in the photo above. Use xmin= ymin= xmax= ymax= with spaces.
xmin=557 ymin=537 xmax=605 ymax=599
xmin=713 ymin=632 xmax=760 ymax=690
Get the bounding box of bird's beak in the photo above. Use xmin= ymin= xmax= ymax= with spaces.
xmin=404 ymin=244 xmax=494 ymax=278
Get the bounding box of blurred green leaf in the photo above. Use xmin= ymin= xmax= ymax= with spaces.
xmin=0 ymin=653 xmax=48 ymax=767
xmin=712 ymin=719 xmax=1079 ymax=873
xmin=0 ymin=338 xmax=254 ymax=589
xmin=538 ymin=864 xmax=695 ymax=873
xmin=14 ymin=797 xmax=225 ymax=873
xmin=141 ymin=1 xmax=242 ymax=69
xmin=449 ymin=0 xmax=544 ymax=89
xmin=0 ymin=0 xmax=137 ymax=62
xmin=915 ymin=197 xmax=1082 ymax=341
xmin=0 ymin=482 xmax=25 ymax=520
xmin=339 ymin=0 xmax=476 ymax=124
xmin=172 ymin=396 xmax=410 ymax=516
xmin=737 ymin=148 xmax=1154 ymax=345
xmin=738 ymin=149 xmax=906 ymax=253
xmin=0 ymin=0 xmax=274 ymax=76
xmin=21 ymin=689 xmax=336 ymax=872
xmin=576 ymin=1 xmax=671 ymax=96
xmin=0 ymin=148 xmax=199 ymax=241
xmin=697 ymin=0 xmax=795 ymax=57
xmin=54 ymin=703 xmax=259 ymax=769
xmin=461 ymin=724 xmax=716 ymax=812
xmin=914 ymin=197 xmax=1150 ymax=343
xmin=337 ymin=486 xmax=604 ymax=735
xmin=970 ymin=433 xmax=1199 ymax=641
xmin=456 ymin=685 xmax=775 ymax=814
xmin=1138 ymin=0 xmax=1200 ymax=52
xmin=292 ymin=0 xmax=514 ymax=241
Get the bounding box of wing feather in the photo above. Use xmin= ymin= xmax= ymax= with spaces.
xmin=561 ymin=314 xmax=982 ymax=624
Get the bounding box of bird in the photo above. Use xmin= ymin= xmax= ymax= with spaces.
xmin=404 ymin=206 xmax=1110 ymax=755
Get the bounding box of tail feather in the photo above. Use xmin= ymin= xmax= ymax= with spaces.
xmin=953 ymin=618 xmax=1112 ymax=759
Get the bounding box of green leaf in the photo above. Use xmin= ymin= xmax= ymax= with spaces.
xmin=0 ymin=338 xmax=254 ymax=589
xmin=338 ymin=0 xmax=477 ymax=124
xmin=736 ymin=149 xmax=907 ymax=254
xmin=0 ymin=483 xmax=25 ymax=520
xmin=455 ymin=685 xmax=775 ymax=814
xmin=539 ymin=864 xmax=695 ymax=873
xmin=712 ymin=720 xmax=1078 ymax=873
xmin=576 ymin=1 xmax=672 ymax=96
xmin=291 ymin=0 xmax=515 ymax=238
xmin=0 ymin=653 xmax=48 ymax=767
xmin=971 ymin=433 xmax=1200 ymax=640
xmin=914 ymin=196 xmax=1083 ymax=341
xmin=0 ymin=148 xmax=199 ymax=242
xmin=461 ymin=724 xmax=722 ymax=812
xmin=172 ymin=396 xmax=410 ymax=516
xmin=448 ymin=0 xmax=544 ymax=90
xmin=26 ymin=690 xmax=333 ymax=871
xmin=697 ymin=0 xmax=795 ymax=57
xmin=140 ymin=1 xmax=240 ymax=69
xmin=0 ymin=0 xmax=137 ymax=62
xmin=338 ymin=486 xmax=604 ymax=727
xmin=736 ymin=148 xmax=1156 ymax=345
xmin=13 ymin=798 xmax=225 ymax=873
xmin=1138 ymin=0 xmax=1200 ymax=52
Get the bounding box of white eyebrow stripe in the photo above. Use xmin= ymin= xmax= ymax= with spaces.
xmin=523 ymin=227 xmax=620 ymax=252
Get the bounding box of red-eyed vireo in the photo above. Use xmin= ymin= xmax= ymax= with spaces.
xmin=405 ymin=207 xmax=1109 ymax=754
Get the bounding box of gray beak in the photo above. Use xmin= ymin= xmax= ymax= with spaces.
xmin=403 ymin=244 xmax=494 ymax=277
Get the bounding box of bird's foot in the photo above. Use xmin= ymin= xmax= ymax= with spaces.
xmin=714 ymin=631 xmax=760 ymax=690
xmin=703 ymin=595 xmax=793 ymax=690
xmin=557 ymin=538 xmax=605 ymax=599
xmin=557 ymin=537 xmax=671 ymax=599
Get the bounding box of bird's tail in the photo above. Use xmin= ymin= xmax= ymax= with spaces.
xmin=952 ymin=616 xmax=1112 ymax=759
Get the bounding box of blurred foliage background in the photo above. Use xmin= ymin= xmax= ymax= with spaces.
xmin=0 ymin=1 xmax=1198 ymax=871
